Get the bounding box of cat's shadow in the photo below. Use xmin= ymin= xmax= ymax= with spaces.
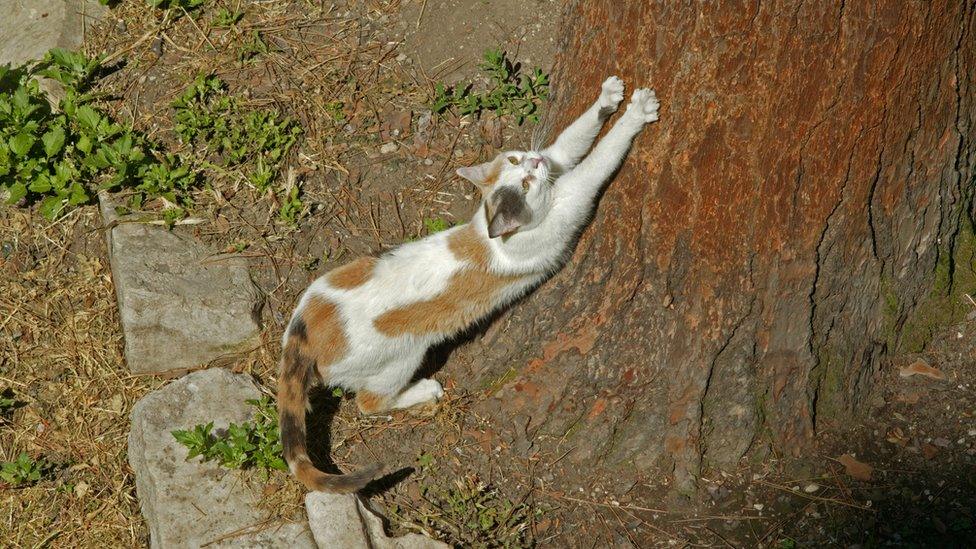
xmin=303 ymin=385 xmax=417 ymax=496
xmin=302 ymin=320 xmax=487 ymax=495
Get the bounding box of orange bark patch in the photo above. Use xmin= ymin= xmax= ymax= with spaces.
xmin=587 ymin=397 xmax=608 ymax=420
xmin=668 ymin=383 xmax=699 ymax=425
xmin=327 ymin=257 xmax=377 ymax=289
xmin=301 ymin=297 xmax=348 ymax=372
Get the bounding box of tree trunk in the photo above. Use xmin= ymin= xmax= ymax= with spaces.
xmin=474 ymin=0 xmax=975 ymax=492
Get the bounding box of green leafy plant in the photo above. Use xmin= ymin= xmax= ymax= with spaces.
xmin=213 ymin=7 xmax=244 ymax=27
xmin=238 ymin=31 xmax=271 ymax=63
xmin=0 ymin=388 xmax=22 ymax=424
xmin=172 ymin=74 xmax=303 ymax=221
xmin=0 ymin=453 xmax=49 ymax=486
xmin=324 ymin=100 xmax=346 ymax=124
xmin=0 ymin=50 xmax=199 ymax=220
xmin=424 ymin=217 xmax=451 ymax=234
xmin=390 ymin=475 xmax=535 ymax=548
xmin=149 ymin=0 xmax=206 ymax=10
xmin=431 ymin=48 xmax=549 ymax=125
xmin=171 ymin=397 xmax=288 ymax=476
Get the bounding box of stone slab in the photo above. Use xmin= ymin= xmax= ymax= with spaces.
xmin=100 ymin=195 xmax=261 ymax=374
xmin=306 ymin=492 xmax=449 ymax=549
xmin=0 ymin=0 xmax=107 ymax=67
xmin=128 ymin=368 xmax=315 ymax=549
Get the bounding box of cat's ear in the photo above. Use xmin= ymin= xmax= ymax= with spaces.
xmin=486 ymin=187 xmax=532 ymax=238
xmin=456 ymin=160 xmax=500 ymax=191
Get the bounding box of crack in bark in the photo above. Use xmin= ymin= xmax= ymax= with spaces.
xmin=807 ymin=128 xmax=862 ymax=427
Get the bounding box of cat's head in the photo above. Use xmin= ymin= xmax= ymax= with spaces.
xmin=456 ymin=151 xmax=552 ymax=238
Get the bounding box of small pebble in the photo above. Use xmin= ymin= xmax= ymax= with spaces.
xmin=379 ymin=142 xmax=397 ymax=154
xmin=804 ymin=483 xmax=820 ymax=493
xmin=753 ymin=503 xmax=764 ymax=511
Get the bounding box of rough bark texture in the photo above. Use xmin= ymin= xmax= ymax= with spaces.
xmin=474 ymin=0 xmax=975 ymax=492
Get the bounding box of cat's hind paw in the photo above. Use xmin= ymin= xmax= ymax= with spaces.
xmin=626 ymin=88 xmax=660 ymax=123
xmin=598 ymin=76 xmax=625 ymax=113
xmin=390 ymin=378 xmax=445 ymax=410
xmin=416 ymin=378 xmax=445 ymax=400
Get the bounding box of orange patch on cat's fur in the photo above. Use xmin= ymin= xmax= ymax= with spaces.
xmin=482 ymin=159 xmax=502 ymax=187
xmin=374 ymin=225 xmax=522 ymax=337
xmin=302 ymin=297 xmax=348 ymax=371
xmin=327 ymin=257 xmax=377 ymax=289
xmin=447 ymin=225 xmax=491 ymax=267
xmin=356 ymin=391 xmax=389 ymax=414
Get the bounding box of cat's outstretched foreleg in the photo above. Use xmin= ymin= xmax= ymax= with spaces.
xmin=542 ymin=76 xmax=626 ymax=171
xmin=550 ymin=88 xmax=659 ymax=226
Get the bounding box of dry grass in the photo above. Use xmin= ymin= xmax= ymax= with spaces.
xmin=0 ymin=1 xmax=545 ymax=546
xmin=0 ymin=207 xmax=161 ymax=547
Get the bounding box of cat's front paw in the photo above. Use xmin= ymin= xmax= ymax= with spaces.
xmin=598 ymin=76 xmax=625 ymax=113
xmin=625 ymin=88 xmax=660 ymax=123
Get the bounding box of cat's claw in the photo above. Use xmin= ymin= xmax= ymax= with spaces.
xmin=598 ymin=76 xmax=625 ymax=112
xmin=626 ymin=88 xmax=660 ymax=123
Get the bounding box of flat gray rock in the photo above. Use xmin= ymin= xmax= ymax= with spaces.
xmin=100 ymin=196 xmax=261 ymax=374
xmin=306 ymin=493 xmax=449 ymax=549
xmin=0 ymin=0 xmax=106 ymax=67
xmin=128 ymin=368 xmax=315 ymax=549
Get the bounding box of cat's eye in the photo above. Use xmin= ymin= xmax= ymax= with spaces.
xmin=507 ymin=156 xmax=519 ymax=165
xmin=521 ymin=177 xmax=532 ymax=191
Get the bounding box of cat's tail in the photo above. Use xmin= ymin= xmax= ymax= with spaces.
xmin=278 ymin=334 xmax=383 ymax=493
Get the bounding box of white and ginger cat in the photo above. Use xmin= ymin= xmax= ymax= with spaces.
xmin=278 ymin=76 xmax=659 ymax=492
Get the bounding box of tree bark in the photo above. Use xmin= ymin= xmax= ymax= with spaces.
xmin=473 ymin=0 xmax=975 ymax=492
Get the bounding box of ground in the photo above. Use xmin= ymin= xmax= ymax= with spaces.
xmin=1 ymin=0 xmax=974 ymax=547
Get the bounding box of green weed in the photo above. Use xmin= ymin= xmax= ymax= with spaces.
xmin=390 ymin=474 xmax=536 ymax=548
xmin=213 ymin=7 xmax=244 ymax=27
xmin=238 ymin=31 xmax=271 ymax=63
xmin=0 ymin=453 xmax=49 ymax=486
xmin=324 ymin=100 xmax=346 ymax=124
xmin=171 ymin=396 xmax=288 ymax=476
xmin=424 ymin=217 xmax=451 ymax=234
xmin=148 ymin=0 xmax=207 ymax=10
xmin=0 ymin=49 xmax=198 ymax=220
xmin=431 ymin=48 xmax=549 ymax=125
xmin=0 ymin=388 xmax=21 ymax=423
xmin=171 ymin=74 xmax=303 ymax=221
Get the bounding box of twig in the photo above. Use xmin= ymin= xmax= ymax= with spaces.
xmin=754 ymin=479 xmax=874 ymax=511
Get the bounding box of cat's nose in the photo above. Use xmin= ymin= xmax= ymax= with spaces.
xmin=528 ymin=157 xmax=544 ymax=169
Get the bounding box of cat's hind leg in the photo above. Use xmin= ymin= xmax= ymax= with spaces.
xmin=391 ymin=378 xmax=444 ymax=409
xmin=355 ymin=378 xmax=444 ymax=414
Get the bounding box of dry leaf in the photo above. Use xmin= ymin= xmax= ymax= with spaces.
xmin=896 ymin=392 xmax=921 ymax=404
xmin=838 ymin=454 xmax=873 ymax=481
xmin=899 ymin=359 xmax=946 ymax=380
xmin=886 ymin=427 xmax=909 ymax=447
xmin=921 ymin=443 xmax=939 ymax=459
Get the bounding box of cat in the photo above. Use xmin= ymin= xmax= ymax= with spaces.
xmin=278 ymin=76 xmax=660 ymax=492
